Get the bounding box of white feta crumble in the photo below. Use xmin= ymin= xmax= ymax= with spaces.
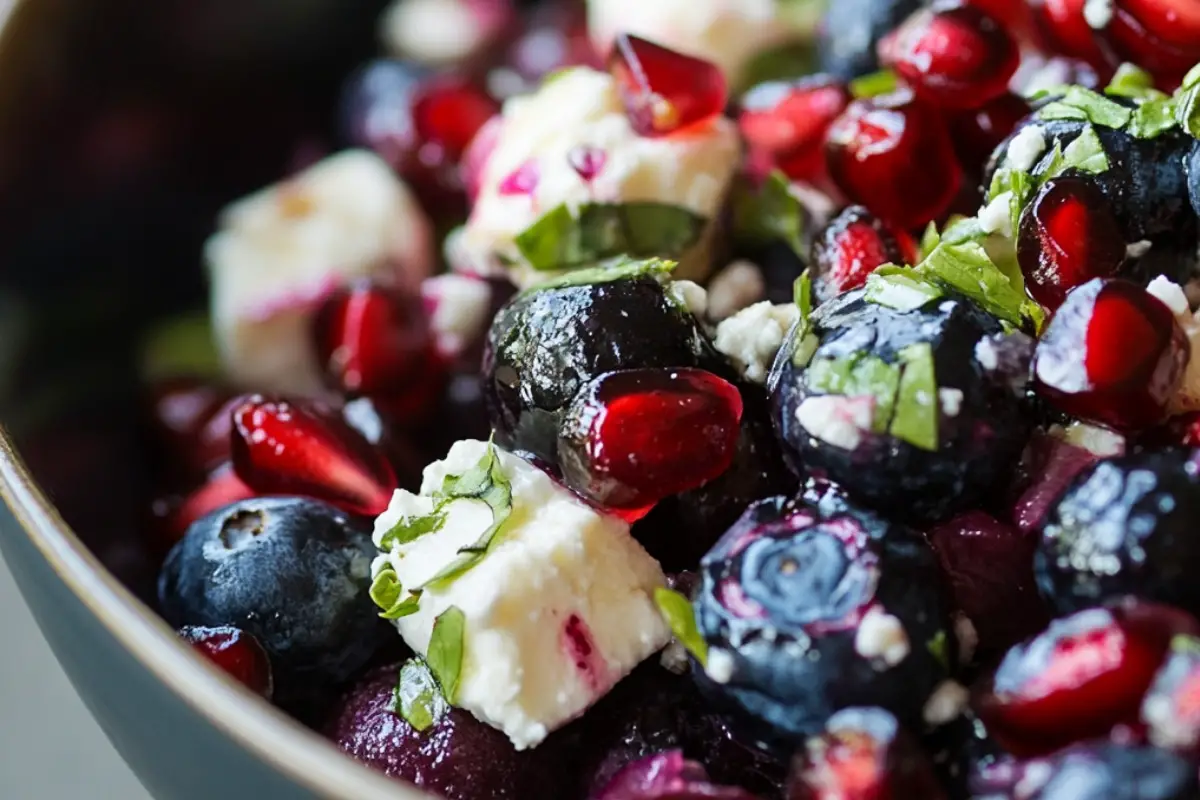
xmin=1147 ymin=275 xmax=1191 ymax=318
xmin=704 ymin=648 xmax=736 ymax=684
xmin=975 ymin=337 xmax=999 ymax=371
xmin=462 ymin=67 xmax=740 ymax=287
xmin=1007 ymin=126 xmax=1047 ymax=173
xmin=938 ymin=388 xmax=964 ymax=418
xmin=1144 ymin=694 xmax=1199 ymax=751
xmin=706 ymin=260 xmax=766 ymax=321
xmin=978 ymin=192 xmax=1013 ymax=237
xmin=713 ymin=301 xmax=801 ymax=383
xmin=796 ymin=395 xmax=874 ymax=451
xmin=1126 ymin=239 xmax=1154 ymax=260
xmin=379 ymin=0 xmax=496 ymax=65
xmin=1083 ymin=0 xmax=1114 ymax=29
xmin=660 ymin=641 xmax=690 ymax=675
xmin=954 ymin=613 xmax=978 ymax=665
xmin=421 ymin=273 xmax=492 ymax=360
xmin=922 ymin=680 xmax=970 ymax=726
xmin=668 ymin=280 xmax=709 ymax=320
xmin=854 ymin=606 xmax=910 ymax=668
xmin=1050 ymin=421 xmax=1126 ymax=457
xmin=206 ymin=150 xmax=433 ymax=395
xmin=372 ymin=439 xmax=669 ymax=750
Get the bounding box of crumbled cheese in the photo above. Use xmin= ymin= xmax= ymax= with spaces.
xmin=1083 ymin=0 xmax=1114 ymax=29
xmin=796 ymin=395 xmax=875 ymax=451
xmin=660 ymin=641 xmax=690 ymax=675
xmin=854 ymin=606 xmax=910 ymax=668
xmin=668 ymin=280 xmax=709 ymax=320
xmin=1007 ymin=126 xmax=1047 ymax=173
xmin=380 ymin=0 xmax=493 ymax=65
xmin=422 ymin=274 xmax=492 ymax=359
xmin=1145 ymin=694 xmax=1199 ymax=751
xmin=1126 ymin=239 xmax=1153 ymax=259
xmin=1147 ymin=275 xmax=1190 ymax=318
xmin=705 ymin=648 xmax=735 ymax=684
xmin=713 ymin=301 xmax=801 ymax=383
xmin=938 ymin=388 xmax=964 ymax=418
xmin=1051 ymin=421 xmax=1126 ymax=457
xmin=922 ymin=680 xmax=970 ymax=726
xmin=974 ymin=338 xmax=999 ymax=371
xmin=706 ymin=260 xmax=766 ymax=321
xmin=978 ymin=192 xmax=1013 ymax=237
xmin=954 ymin=613 xmax=978 ymax=665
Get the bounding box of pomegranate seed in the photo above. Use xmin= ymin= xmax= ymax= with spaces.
xmin=411 ymin=76 xmax=499 ymax=164
xmin=180 ymin=625 xmax=274 ymax=699
xmin=950 ymin=92 xmax=1031 ymax=170
xmin=976 ymin=599 xmax=1199 ymax=757
xmin=1017 ymin=177 xmax=1127 ymax=311
xmin=880 ymin=4 xmax=1021 ymax=109
xmin=825 ymin=88 xmax=963 ymax=230
xmin=557 ymin=368 xmax=744 ymax=511
xmin=607 ymin=34 xmax=727 ymax=137
xmin=1105 ymin=0 xmax=1200 ymax=83
xmin=567 ymin=145 xmax=607 ymax=183
xmin=144 ymin=379 xmax=238 ymax=480
xmin=811 ymin=205 xmax=916 ymax=302
xmin=967 ymin=0 xmax=1037 ymax=37
xmin=313 ymin=283 xmax=444 ymax=421
xmin=462 ymin=113 xmax=503 ymax=203
xmin=739 ymin=76 xmax=851 ymax=184
xmin=157 ymin=465 xmax=258 ymax=545
xmin=498 ymin=159 xmax=540 ymax=196
xmin=927 ymin=511 xmax=1049 ymax=657
xmin=1033 ymin=278 xmax=1190 ymax=431
xmin=1031 ymin=0 xmax=1109 ymax=65
xmin=231 ymin=395 xmax=398 ymax=516
xmin=1010 ymin=432 xmax=1100 ymax=533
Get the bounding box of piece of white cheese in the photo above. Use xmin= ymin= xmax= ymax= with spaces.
xmin=713 ymin=301 xmax=801 ymax=383
xmin=421 ymin=273 xmax=492 ymax=361
xmin=795 ymin=395 xmax=876 ymax=451
xmin=707 ymin=260 xmax=766 ymax=321
xmin=978 ymin=192 xmax=1013 ymax=237
xmin=372 ymin=440 xmax=669 ymax=749
xmin=461 ymin=67 xmax=740 ymax=287
xmin=206 ymin=150 xmax=433 ymax=395
xmin=853 ymin=605 xmax=910 ymax=668
xmin=379 ymin=0 xmax=500 ymax=66
xmin=1006 ymin=126 xmax=1047 ymax=173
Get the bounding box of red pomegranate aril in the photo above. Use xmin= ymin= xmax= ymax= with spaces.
xmin=927 ymin=511 xmax=1049 ymax=657
xmin=557 ymin=368 xmax=744 ymax=510
xmin=411 ymin=76 xmax=499 ymax=163
xmin=977 ymin=599 xmax=1200 ymax=757
xmin=1104 ymin=2 xmax=1200 ymax=85
xmin=498 ymin=159 xmax=539 ymax=196
xmin=158 ymin=465 xmax=258 ymax=545
xmin=567 ymin=144 xmax=607 ymax=183
xmin=825 ymin=88 xmax=963 ymax=230
xmin=1033 ymin=278 xmax=1190 ymax=430
xmin=1032 ymin=0 xmax=1109 ymax=65
xmin=811 ymin=205 xmax=914 ymax=302
xmin=880 ymin=4 xmax=1021 ymax=109
xmin=950 ymin=92 xmax=1031 ymax=170
xmin=967 ymin=0 xmax=1037 ymax=37
xmin=231 ymin=395 xmax=398 ymax=516
xmin=1017 ymin=177 xmax=1126 ymax=311
xmin=739 ymin=76 xmax=851 ymax=183
xmin=1010 ymin=432 xmax=1100 ymax=533
xmin=180 ymin=625 xmax=274 ymax=699
xmin=608 ymin=34 xmax=727 ymax=137
xmin=144 ymin=379 xmax=238 ymax=480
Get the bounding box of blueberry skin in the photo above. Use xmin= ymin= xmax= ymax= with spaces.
xmin=483 ymin=276 xmax=730 ymax=465
xmin=1036 ymin=448 xmax=1200 ymax=618
xmin=768 ymin=289 xmax=1034 ymax=524
xmin=816 ymin=0 xmax=926 ymax=80
xmin=971 ymin=742 xmax=1198 ymax=800
xmin=694 ymin=496 xmax=955 ymax=746
xmin=158 ymin=496 xmax=390 ymax=702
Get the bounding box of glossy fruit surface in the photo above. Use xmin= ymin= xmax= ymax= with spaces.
xmin=1032 ymin=279 xmax=1189 ymax=431
xmin=1010 ymin=432 xmax=1100 ymax=534
xmin=180 ymin=624 xmax=273 ymax=699
xmin=143 ymin=379 xmax=238 ymax=482
xmin=1030 ymin=0 xmax=1108 ymax=65
xmin=1104 ymin=1 xmax=1200 ymax=84
xmin=739 ymin=76 xmax=850 ymax=184
xmin=950 ymin=92 xmax=1031 ymax=171
xmin=810 ymin=205 xmax=916 ymax=303
xmin=231 ymin=395 xmax=398 ymax=516
xmin=558 ymin=368 xmax=743 ymax=511
xmin=594 ymin=751 xmax=759 ymax=800
xmin=608 ymin=34 xmax=727 ymax=137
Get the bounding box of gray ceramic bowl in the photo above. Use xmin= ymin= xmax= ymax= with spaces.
xmin=0 ymin=0 xmax=432 ymax=796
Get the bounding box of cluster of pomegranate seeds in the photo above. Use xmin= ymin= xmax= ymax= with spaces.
xmin=179 ymin=625 xmax=274 ymax=700
xmin=313 ymin=283 xmax=444 ymax=421
xmin=738 ymin=76 xmax=850 ymax=185
xmin=557 ymin=368 xmax=743 ymax=512
xmin=811 ymin=205 xmax=918 ymax=302
xmin=1033 ymin=278 xmax=1190 ymax=431
xmin=608 ymin=34 xmax=727 ymax=138
xmin=880 ymin=4 xmax=1020 ymax=109
xmin=1104 ymin=0 xmax=1200 ymax=85
xmin=1017 ymin=177 xmax=1127 ymax=311
xmin=977 ymin=600 xmax=1200 ymax=757
xmin=230 ymin=395 xmax=398 ymax=517
xmin=1030 ymin=0 xmax=1109 ymax=68
xmin=825 ymin=88 xmax=963 ymax=230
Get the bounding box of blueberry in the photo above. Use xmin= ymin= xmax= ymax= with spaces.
xmin=816 ymin=0 xmax=927 ymax=80
xmin=1036 ymin=448 xmax=1200 ymax=617
xmin=483 ymin=275 xmax=731 ymax=465
xmin=768 ymin=288 xmax=1034 ymax=524
xmin=693 ymin=496 xmax=955 ymax=744
xmin=326 ymin=664 xmax=573 ymax=800
xmin=158 ymin=497 xmax=390 ymax=709
xmin=970 ymin=742 xmax=1199 ymax=800
xmin=338 ymin=59 xmax=430 ymax=160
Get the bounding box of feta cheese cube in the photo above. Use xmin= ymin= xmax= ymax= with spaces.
xmin=372 ymin=440 xmax=669 ymax=749
xmin=206 ymin=150 xmax=433 ymax=395
xmin=713 ymin=301 xmax=800 ymax=383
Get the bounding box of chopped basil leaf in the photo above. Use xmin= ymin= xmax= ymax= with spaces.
xmin=917 ymin=240 xmax=1029 ymax=327
xmin=732 ymin=170 xmax=806 ymax=258
xmin=808 ymin=354 xmax=901 ymax=434
xmin=919 ymin=222 xmax=940 ymax=261
xmin=1184 ymin=64 xmax=1200 ymax=93
xmin=379 ymin=510 xmax=448 ymax=551
xmin=519 ymin=256 xmax=676 ymax=297
xmin=792 ymin=332 xmax=819 ymax=369
xmin=1037 ymin=86 xmax=1131 ymax=129
xmin=140 ymin=311 xmax=221 ymax=382
xmin=1105 ymin=63 xmax=1160 ymax=101
xmin=941 ymin=216 xmax=986 ymax=245
xmin=890 ymin=343 xmax=939 ymax=452
xmin=1127 ymin=98 xmax=1179 ymax=139
xmin=1059 ymin=126 xmax=1109 ymax=174
xmin=426 ymin=606 xmax=466 ymax=703
xmin=654 ymin=587 xmax=708 ymax=668
xmin=791 ymin=269 xmax=816 ymax=367
xmin=864 ymin=268 xmax=942 ymax=311
xmin=370 ymin=566 xmax=422 ymax=620
xmin=849 ymin=69 xmax=898 ymax=99
xmin=794 ymin=270 xmax=813 ymax=322
xmin=514 ymin=202 xmax=706 ymax=271
xmin=738 ymin=42 xmax=817 ymax=91
xmin=394 ymin=659 xmax=448 ymax=732
xmin=1175 ymin=83 xmax=1200 ymax=140
xmin=1171 ymin=633 xmax=1200 ymax=655
xmin=925 ymin=630 xmax=950 ymax=670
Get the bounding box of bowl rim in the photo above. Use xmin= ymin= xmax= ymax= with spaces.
xmin=0 ymin=3 xmax=430 ymax=795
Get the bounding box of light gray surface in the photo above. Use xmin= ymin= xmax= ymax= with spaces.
xmin=0 ymin=550 xmax=153 ymax=800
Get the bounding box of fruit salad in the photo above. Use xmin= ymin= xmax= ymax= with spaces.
xmin=141 ymin=0 xmax=1200 ymax=797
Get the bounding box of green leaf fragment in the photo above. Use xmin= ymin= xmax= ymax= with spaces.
xmin=394 ymin=659 xmax=449 ymax=732
xmin=919 ymin=222 xmax=941 ymax=261
xmin=139 ymin=311 xmax=222 ymax=382
xmin=1105 ymin=63 xmax=1159 ymax=100
xmin=1170 ymin=634 xmax=1200 ymax=655
xmin=917 ymin=240 xmax=1028 ymax=327
xmin=370 ymin=566 xmax=422 ymax=620
xmin=849 ymin=69 xmax=898 ymax=99
xmin=890 ymin=343 xmax=939 ymax=452
xmin=808 ymin=354 xmax=901 ymax=434
xmin=1176 ymin=84 xmax=1200 ymax=140
xmin=926 ymin=630 xmax=950 ymax=670
xmin=1037 ymin=86 xmax=1132 ymax=129
xmin=794 ymin=270 xmax=813 ymax=323
xmin=1127 ymin=98 xmax=1179 ymax=139
xmin=514 ymin=202 xmax=706 ymax=271
xmin=426 ymin=606 xmax=466 ymax=703
xmin=654 ymin=588 xmax=708 ymax=668
xmin=732 ymin=170 xmax=807 ymax=258
xmin=1059 ymin=126 xmax=1110 ymax=174
xmin=379 ymin=511 xmax=448 ymax=551
xmin=521 ymin=256 xmax=677 ymax=297
xmin=864 ymin=268 xmax=943 ymax=312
